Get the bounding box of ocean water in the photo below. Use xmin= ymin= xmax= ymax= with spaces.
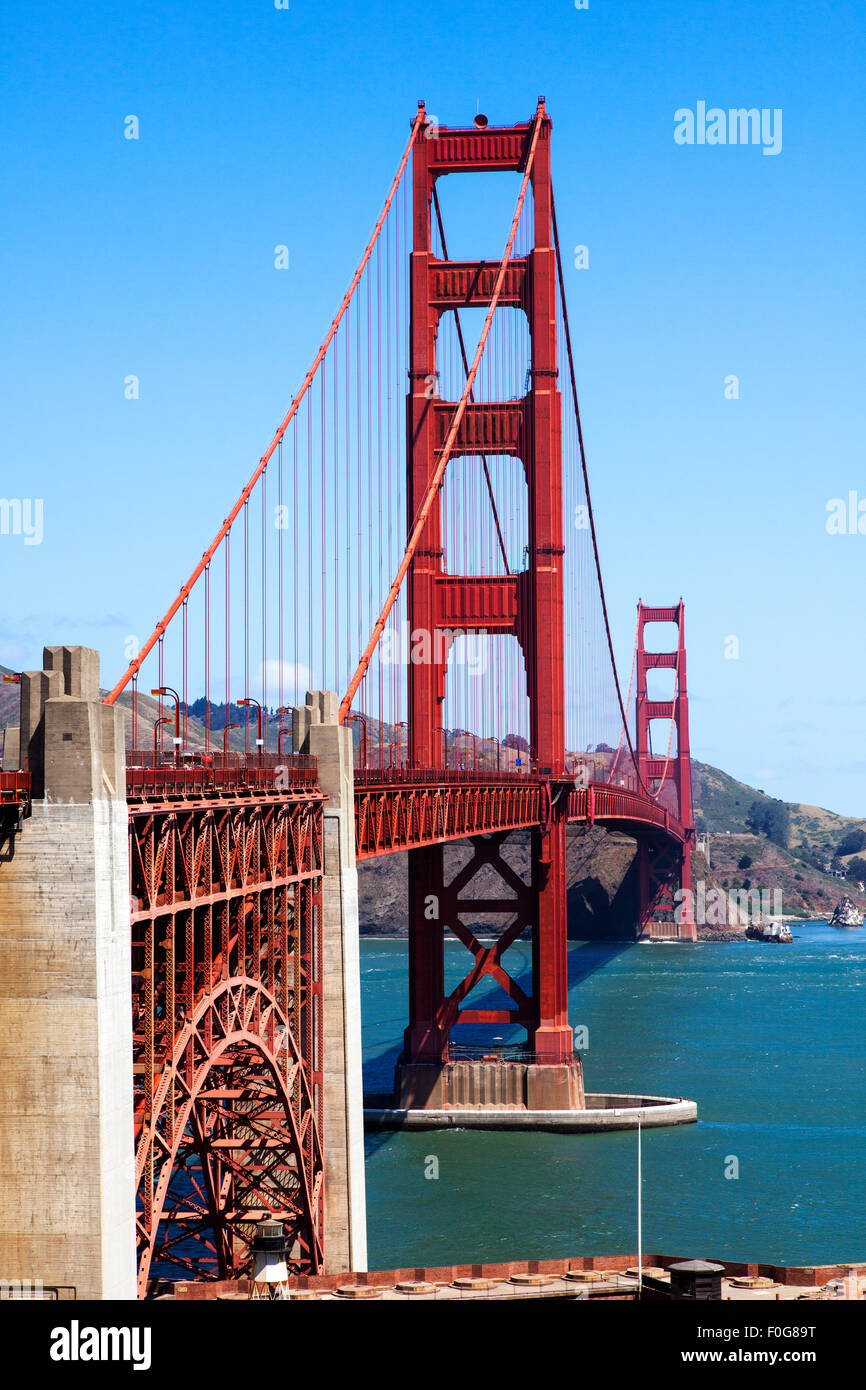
xmin=361 ymin=922 xmax=866 ymax=1270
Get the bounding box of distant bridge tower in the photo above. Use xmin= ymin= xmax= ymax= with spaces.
xmin=635 ymin=602 xmax=696 ymax=939
xmin=400 ymin=101 xmax=581 ymax=1107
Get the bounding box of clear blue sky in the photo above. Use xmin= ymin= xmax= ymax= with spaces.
xmin=1 ymin=1 xmax=864 ymax=811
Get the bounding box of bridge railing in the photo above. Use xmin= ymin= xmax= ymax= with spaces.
xmin=354 ymin=765 xmax=543 ymax=787
xmin=125 ymin=750 xmax=319 ymax=800
xmin=572 ymin=782 xmax=684 ymax=838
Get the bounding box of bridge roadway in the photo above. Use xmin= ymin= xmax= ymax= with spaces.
xmin=120 ymin=757 xmax=687 ymax=857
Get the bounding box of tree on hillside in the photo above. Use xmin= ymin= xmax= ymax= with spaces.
xmin=837 ymin=829 xmax=866 ymax=858
xmin=737 ymin=854 xmax=752 ymax=870
xmin=746 ymin=801 xmax=764 ymax=833
xmin=746 ymin=799 xmax=791 ymax=848
xmin=764 ymin=801 xmax=791 ymax=848
xmin=846 ymin=856 xmax=866 ymax=882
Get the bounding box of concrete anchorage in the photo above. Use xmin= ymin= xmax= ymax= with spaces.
xmin=293 ymin=691 xmax=368 ymax=1274
xmin=0 ymin=646 xmax=136 ymax=1299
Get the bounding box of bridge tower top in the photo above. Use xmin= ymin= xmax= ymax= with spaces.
xmin=635 ymin=600 xmax=693 ymax=831
xmin=406 ymin=97 xmax=564 ymax=778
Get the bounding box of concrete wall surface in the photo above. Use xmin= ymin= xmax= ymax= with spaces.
xmin=0 ymin=647 xmax=136 ymax=1299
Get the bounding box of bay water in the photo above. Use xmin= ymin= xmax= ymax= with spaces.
xmin=361 ymin=922 xmax=866 ymax=1270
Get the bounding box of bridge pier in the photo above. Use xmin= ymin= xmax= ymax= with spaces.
xmin=293 ymin=692 xmax=368 ymax=1274
xmin=0 ymin=646 xmax=136 ymax=1299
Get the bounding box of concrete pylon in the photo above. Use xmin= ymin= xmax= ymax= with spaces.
xmin=293 ymin=691 xmax=367 ymax=1274
xmin=0 ymin=646 xmax=136 ymax=1299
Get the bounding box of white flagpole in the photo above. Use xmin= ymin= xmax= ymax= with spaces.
xmin=637 ymin=1115 xmax=643 ymax=1298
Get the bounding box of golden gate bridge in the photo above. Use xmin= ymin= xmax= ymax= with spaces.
xmin=1 ymin=99 xmax=694 ymax=1296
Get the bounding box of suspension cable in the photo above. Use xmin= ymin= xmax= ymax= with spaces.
xmin=104 ymin=109 xmax=425 ymax=707
xmin=550 ymin=185 xmax=649 ymax=796
xmin=339 ymin=109 xmax=543 ymax=724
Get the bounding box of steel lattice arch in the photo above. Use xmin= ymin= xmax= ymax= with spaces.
xmin=128 ymin=788 xmax=325 ymax=1295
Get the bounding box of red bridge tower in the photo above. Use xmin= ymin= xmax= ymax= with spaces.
xmin=635 ymin=601 xmax=696 ymax=940
xmin=401 ymin=103 xmax=578 ymax=1099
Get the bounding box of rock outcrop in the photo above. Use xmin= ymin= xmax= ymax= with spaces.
xmin=829 ymin=895 xmax=864 ymax=928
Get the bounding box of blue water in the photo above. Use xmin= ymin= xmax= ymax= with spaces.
xmin=361 ymin=923 xmax=866 ymax=1270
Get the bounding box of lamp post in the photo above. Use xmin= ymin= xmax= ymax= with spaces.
xmin=238 ymin=697 xmax=264 ymax=765
xmin=276 ymin=708 xmax=293 ymax=760
xmin=222 ymin=721 xmax=240 ymax=758
xmin=486 ymin=735 xmax=500 ymax=772
xmin=346 ymin=712 xmax=368 ymax=770
xmin=391 ymin=721 xmax=406 ymax=770
xmin=151 ymin=687 xmax=182 ymax=766
xmin=434 ymin=725 xmax=448 ymax=770
xmin=152 ymin=715 xmax=172 ymax=763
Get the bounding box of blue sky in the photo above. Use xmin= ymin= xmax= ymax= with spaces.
xmin=1 ymin=1 xmax=864 ymax=812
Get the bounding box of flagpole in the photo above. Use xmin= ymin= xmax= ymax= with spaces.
xmin=637 ymin=1115 xmax=643 ymax=1298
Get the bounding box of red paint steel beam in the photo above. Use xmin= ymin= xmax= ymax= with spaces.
xmin=429 ymin=258 xmax=529 ymax=312
xmin=427 ymin=122 xmax=535 ymax=174
xmin=432 ymin=400 xmax=526 ymax=457
xmin=435 ymin=573 xmax=519 ymax=631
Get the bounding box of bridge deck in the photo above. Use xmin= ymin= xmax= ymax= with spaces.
xmin=114 ymin=758 xmax=683 ymax=855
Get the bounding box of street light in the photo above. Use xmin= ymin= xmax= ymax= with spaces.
xmin=222 ymin=721 xmax=240 ymax=757
xmin=151 ymin=687 xmax=182 ymax=766
xmin=153 ymin=715 xmax=172 ymax=763
xmin=276 ymin=708 xmax=294 ymax=760
xmin=391 ymin=721 xmax=406 ymax=770
xmin=434 ymin=726 xmax=448 ymax=770
xmin=346 ymin=712 xmax=368 ymax=770
xmin=486 ymin=735 xmax=500 ymax=772
xmin=238 ymin=697 xmax=264 ymax=765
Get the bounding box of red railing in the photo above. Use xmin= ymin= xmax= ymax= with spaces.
xmin=0 ymin=770 xmax=31 ymax=802
xmin=569 ymin=782 xmax=685 ymax=839
xmin=354 ymin=765 xmax=543 ymax=788
xmin=353 ymin=770 xmax=685 ymax=858
xmin=125 ymin=751 xmax=319 ymax=801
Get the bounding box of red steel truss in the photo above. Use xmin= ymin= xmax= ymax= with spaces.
xmin=129 ymin=787 xmax=325 ymax=1294
xmin=354 ymin=769 xmax=545 ymax=859
xmin=354 ymin=771 xmax=687 ymax=860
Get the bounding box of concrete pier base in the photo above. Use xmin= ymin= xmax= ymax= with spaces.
xmin=395 ymin=1057 xmax=584 ymax=1111
xmin=0 ymin=646 xmax=136 ymax=1300
xmin=638 ymin=920 xmax=698 ymax=942
xmin=365 ymin=1093 xmax=698 ymax=1133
